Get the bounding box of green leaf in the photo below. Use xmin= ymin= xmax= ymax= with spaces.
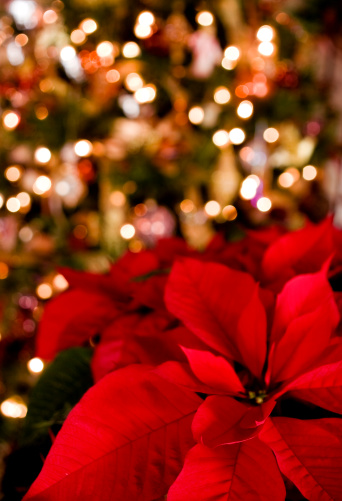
xmin=21 ymin=347 xmax=93 ymax=445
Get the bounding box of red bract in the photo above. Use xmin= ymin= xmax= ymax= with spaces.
xmin=36 ymin=218 xmax=342 ymax=370
xmin=161 ymin=258 xmax=342 ymax=499
xmin=36 ymin=249 xmax=161 ymax=360
xmin=25 ymin=257 xmax=342 ymax=500
xmin=260 ymin=217 xmax=335 ymax=292
xmin=23 ymin=365 xmax=201 ymax=500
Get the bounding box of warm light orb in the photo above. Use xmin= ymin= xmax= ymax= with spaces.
xmin=53 ymin=274 xmax=69 ymax=291
xmin=35 ymin=105 xmax=49 ymax=120
xmin=229 ymin=128 xmax=246 ymax=145
xmin=134 ymin=85 xmax=156 ymax=104
xmin=224 ymin=46 xmax=240 ymax=61
xmin=43 ymin=9 xmax=58 ymax=24
xmin=286 ymin=167 xmax=300 ymax=182
xmin=0 ymin=262 xmax=9 ymax=279
xmin=33 ymin=176 xmax=52 ymax=195
xmin=60 ymin=45 xmax=76 ymax=62
xmin=6 ymin=197 xmax=20 ymax=213
xmin=258 ymin=42 xmax=274 ymax=56
xmin=188 ymin=106 xmax=204 ymax=124
xmin=36 ymin=283 xmax=53 ymax=299
xmin=5 ymin=166 xmax=22 ymax=182
xmin=180 ymin=199 xmax=195 ymax=213
xmin=19 ymin=226 xmax=33 ymax=242
xmin=222 ymin=205 xmax=238 ymax=221
xmin=27 ymin=357 xmax=44 ymax=374
xmin=214 ymin=86 xmax=231 ymax=104
xmin=70 ymin=29 xmax=86 ymax=45
xmin=134 ymin=24 xmax=153 ymax=39
xmin=257 ymin=197 xmax=272 ymax=212
xmin=34 ymin=147 xmax=51 ymax=164
xmin=55 ymin=181 xmax=70 ymax=196
xmin=125 ymin=73 xmax=144 ymax=91
xmin=263 ymin=127 xmax=279 ymax=143
xmin=221 ymin=58 xmax=237 ymax=70
xmin=3 ymin=111 xmax=20 ymax=130
xmin=106 ymin=69 xmax=120 ymax=83
xmin=120 ymin=224 xmax=135 ymax=240
xmin=96 ymin=41 xmax=113 ymax=58
xmin=303 ymin=165 xmax=317 ymax=181
xmin=0 ymin=195 xmax=4 ymax=209
xmin=122 ymin=42 xmax=141 ymax=58
xmin=80 ymin=19 xmax=98 ymax=34
xmin=240 ymin=176 xmax=260 ymax=200
xmin=15 ymin=34 xmax=28 ymax=47
xmin=257 ymin=25 xmax=274 ymax=42
xmin=138 ymin=11 xmax=155 ymax=26
xmin=74 ymin=140 xmax=93 ymax=157
xmin=16 ymin=192 xmax=31 ymax=207
xmin=204 ymin=200 xmax=221 ymax=217
xmin=237 ymin=100 xmax=253 ymax=119
xmin=1 ymin=397 xmax=27 ymax=419
xmin=212 ymin=130 xmax=230 ymax=148
xmin=110 ymin=191 xmax=126 ymax=207
xmin=196 ymin=11 xmax=214 ymax=27
xmin=278 ymin=172 xmax=294 ymax=188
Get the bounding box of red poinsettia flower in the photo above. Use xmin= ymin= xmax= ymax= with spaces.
xmin=161 ymin=258 xmax=342 ymax=500
xmin=24 ymin=258 xmax=342 ymax=500
xmin=35 ymin=241 xmax=198 ymax=381
xmin=36 ymin=218 xmax=341 ymax=367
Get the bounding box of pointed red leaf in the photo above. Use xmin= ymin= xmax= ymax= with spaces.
xmin=165 ymin=259 xmax=258 ymax=366
xmin=91 ymin=315 xmax=183 ymax=381
xmin=58 ymin=267 xmax=132 ymax=302
xmin=192 ymin=395 xmax=275 ymax=447
xmin=262 ymin=218 xmax=333 ymax=286
xmin=131 ymin=274 xmax=169 ymax=311
xmin=114 ymin=249 xmax=159 ymax=278
xmin=283 ymin=360 xmax=342 ymax=414
xmin=155 ymin=361 xmax=223 ymax=394
xmin=181 ymin=347 xmax=245 ymax=395
xmin=168 ymin=440 xmax=285 ymax=501
xmin=268 ymin=270 xmax=339 ymax=383
xmin=236 ymin=285 xmax=267 ymax=379
xmin=36 ymin=289 xmax=119 ymax=360
xmin=261 ymin=417 xmax=342 ymax=501
xmin=24 ymin=365 xmax=201 ymax=501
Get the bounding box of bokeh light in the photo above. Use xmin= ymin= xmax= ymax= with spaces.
xmin=120 ymin=224 xmax=135 ymax=239
xmin=196 ymin=11 xmax=214 ymax=26
xmin=257 ymin=25 xmax=274 ymax=42
xmin=303 ymin=165 xmax=317 ymax=180
xmin=34 ymin=147 xmax=51 ymax=164
xmin=229 ymin=128 xmax=245 ymax=145
xmin=213 ymin=86 xmax=231 ymax=104
xmin=237 ymin=100 xmax=253 ymax=119
xmin=204 ymin=200 xmax=221 ymax=217
xmin=212 ymin=130 xmax=230 ymax=148
xmin=263 ymin=127 xmax=279 ymax=143
xmin=257 ymin=197 xmax=272 ymax=212
xmin=1 ymin=397 xmax=27 ymax=419
xmin=27 ymin=357 xmax=44 ymax=374
xmin=188 ymin=106 xmax=204 ymax=124
xmin=36 ymin=283 xmax=53 ymax=299
xmin=122 ymin=42 xmax=141 ymax=58
xmin=5 ymin=166 xmax=22 ymax=182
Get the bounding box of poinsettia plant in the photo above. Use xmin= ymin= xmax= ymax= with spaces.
xmin=20 ymin=218 xmax=342 ymax=500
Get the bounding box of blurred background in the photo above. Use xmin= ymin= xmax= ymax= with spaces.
xmin=0 ymin=0 xmax=341 ymax=497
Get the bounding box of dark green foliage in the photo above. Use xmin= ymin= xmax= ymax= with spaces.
xmin=21 ymin=347 xmax=93 ymax=445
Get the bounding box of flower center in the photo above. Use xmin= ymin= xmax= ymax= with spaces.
xmin=248 ymin=390 xmax=267 ymax=405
